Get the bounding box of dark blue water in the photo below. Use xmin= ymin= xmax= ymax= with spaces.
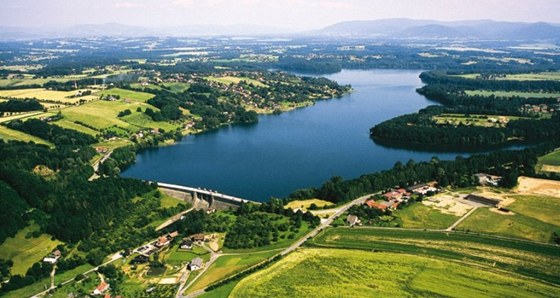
xmin=121 ymin=70 xmax=515 ymax=201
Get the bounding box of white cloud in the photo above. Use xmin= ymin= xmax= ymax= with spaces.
xmin=172 ymin=0 xmax=194 ymax=8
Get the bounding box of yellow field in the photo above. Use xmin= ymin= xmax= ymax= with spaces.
xmin=285 ymin=199 xmax=334 ymax=211
xmin=0 ymin=88 xmax=98 ymax=104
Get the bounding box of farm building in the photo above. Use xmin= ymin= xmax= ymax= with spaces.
xmin=180 ymin=239 xmax=194 ymax=250
xmin=407 ymin=182 xmax=438 ymax=195
xmin=346 ymin=215 xmax=361 ymax=226
xmin=188 ymin=257 xmax=204 ymax=271
xmin=364 ymin=199 xmax=388 ymax=211
xmin=465 ymin=194 xmax=501 ymax=207
xmin=155 ymin=236 xmax=170 ymax=248
xmin=474 ymin=173 xmax=502 ymax=186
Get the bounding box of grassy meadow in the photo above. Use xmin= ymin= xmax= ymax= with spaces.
xmin=0 ymin=125 xmax=53 ymax=146
xmin=231 ymin=248 xmax=559 ymax=298
xmin=284 ymin=199 xmax=334 ymax=211
xmin=206 ymin=76 xmax=268 ymax=88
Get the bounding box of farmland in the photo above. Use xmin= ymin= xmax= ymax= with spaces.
xmin=186 ymin=250 xmax=278 ymax=293
xmin=309 ymin=227 xmax=560 ymax=285
xmin=206 ymin=76 xmax=268 ymax=88
xmin=392 ymin=202 xmax=459 ymax=229
xmin=465 ymin=90 xmax=560 ymax=98
xmin=230 ymin=248 xmax=559 ymax=298
xmin=284 ymin=199 xmax=334 ymax=211
xmin=538 ymin=150 xmax=560 ymax=173
xmin=0 ymin=88 xmax=98 ymax=105
xmin=0 ymin=224 xmax=63 ymax=276
xmin=455 ymin=72 xmax=560 ymax=81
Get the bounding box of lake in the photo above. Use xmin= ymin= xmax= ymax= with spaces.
xmin=122 ymin=69 xmax=507 ymax=201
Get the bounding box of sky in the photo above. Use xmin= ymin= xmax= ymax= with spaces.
xmin=1 ymin=0 xmax=559 ymax=30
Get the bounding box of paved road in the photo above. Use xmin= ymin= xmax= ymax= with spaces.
xmin=156 ymin=208 xmax=194 ymax=231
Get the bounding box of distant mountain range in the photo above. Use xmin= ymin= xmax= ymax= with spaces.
xmin=317 ymin=18 xmax=560 ymax=40
xmin=0 ymin=18 xmax=559 ymax=40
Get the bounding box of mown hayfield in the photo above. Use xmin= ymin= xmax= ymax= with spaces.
xmin=206 ymin=76 xmax=268 ymax=88
xmin=121 ymin=112 xmax=180 ymax=132
xmin=284 ymin=198 xmax=334 ymax=211
xmin=393 ymin=202 xmax=459 ymax=229
xmin=310 ymin=227 xmax=560 ymax=285
xmin=231 ymin=248 xmax=559 ymax=298
xmin=457 ymin=206 xmax=559 ymax=243
xmin=0 ymin=224 xmax=63 ymax=275
xmin=455 ymin=72 xmax=560 ymax=81
xmin=465 ymin=90 xmax=560 ymax=98
xmin=165 ymin=245 xmax=210 ymax=267
xmin=187 ymin=250 xmax=278 ymax=293
xmin=0 ymin=88 xmax=97 ymax=104
xmin=97 ymin=88 xmax=155 ymax=102
xmin=0 ymin=125 xmax=53 ymax=146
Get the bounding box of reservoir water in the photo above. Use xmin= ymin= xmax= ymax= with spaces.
xmin=122 ymin=70 xmax=499 ymax=201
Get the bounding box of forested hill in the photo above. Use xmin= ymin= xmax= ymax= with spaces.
xmin=370 ymin=71 xmax=560 ymax=148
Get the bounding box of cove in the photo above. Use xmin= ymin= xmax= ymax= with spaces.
xmin=122 ymin=69 xmax=518 ymax=202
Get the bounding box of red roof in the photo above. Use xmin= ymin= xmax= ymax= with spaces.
xmin=365 ymin=200 xmax=388 ymax=210
xmin=96 ymin=281 xmax=109 ymax=292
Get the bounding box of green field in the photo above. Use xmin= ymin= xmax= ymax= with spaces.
xmin=164 ymin=244 xmax=210 ymax=267
xmin=0 ymin=224 xmax=63 ymax=275
xmin=457 ymin=201 xmax=560 ymax=243
xmin=540 ymin=150 xmax=560 ymax=167
xmin=231 ymin=248 xmax=559 ymax=298
xmin=206 ymin=76 xmax=268 ymax=88
xmin=186 ymin=250 xmax=278 ymax=293
xmin=98 ymin=88 xmax=155 ymax=102
xmin=310 ymin=227 xmax=560 ymax=285
xmin=392 ymin=202 xmax=459 ymax=229
xmin=52 ymin=119 xmax=100 ymax=136
xmin=0 ymin=125 xmax=53 ymax=146
xmin=465 ymin=90 xmax=560 ymax=98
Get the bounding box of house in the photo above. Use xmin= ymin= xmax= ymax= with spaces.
xmin=475 ymin=173 xmax=502 ymax=186
xmin=180 ymin=239 xmax=193 ymax=250
xmin=407 ymin=182 xmax=438 ymax=195
xmin=188 ymin=257 xmax=204 ymax=271
xmin=167 ymin=231 xmax=179 ymax=239
xmin=191 ymin=234 xmax=206 ymax=242
xmin=93 ymin=281 xmax=110 ymax=295
xmin=346 ymin=215 xmax=360 ymax=226
xmin=155 ymin=236 xmax=170 ymax=248
xmin=465 ymin=194 xmax=501 ymax=207
xmin=130 ymin=255 xmax=149 ymax=264
xmin=364 ymin=199 xmax=388 ymax=211
xmin=43 ymin=249 xmax=62 ymax=264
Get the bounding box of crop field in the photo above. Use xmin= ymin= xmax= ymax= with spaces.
xmin=0 ymin=88 xmax=98 ymax=104
xmin=0 ymin=224 xmax=63 ymax=275
xmin=432 ymin=113 xmax=527 ymax=127
xmin=392 ymin=202 xmax=459 ymax=229
xmin=98 ymin=87 xmax=155 ymax=102
xmin=465 ymin=90 xmax=560 ymax=98
xmin=284 ymin=199 xmax=334 ymax=211
xmin=0 ymin=125 xmax=53 ymax=146
xmin=206 ymin=76 xmax=268 ymax=88
xmin=186 ymin=250 xmax=278 ymax=293
xmin=310 ymin=227 xmax=560 ymax=285
xmin=230 ymin=248 xmax=559 ymax=298
xmin=456 ymin=203 xmax=560 ymax=242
